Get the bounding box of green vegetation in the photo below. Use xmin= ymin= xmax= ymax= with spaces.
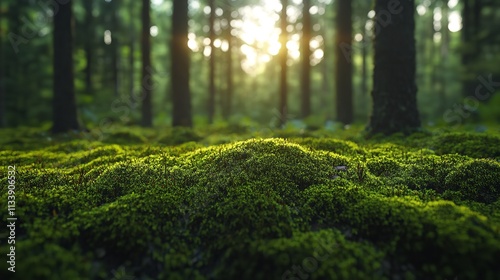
xmin=1 ymin=127 xmax=500 ymax=279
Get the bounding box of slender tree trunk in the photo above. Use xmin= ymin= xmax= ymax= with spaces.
xmin=361 ymin=23 xmax=368 ymax=119
xmin=111 ymin=0 xmax=119 ymax=97
xmin=335 ymin=0 xmax=353 ymax=125
xmin=52 ymin=0 xmax=80 ymax=133
xmin=141 ymin=0 xmax=152 ymax=127
xmin=223 ymin=6 xmax=233 ymax=120
xmin=279 ymin=0 xmax=288 ymax=127
xmin=438 ymin=1 xmax=450 ymax=114
xmin=171 ymin=0 xmax=192 ymax=127
xmin=83 ymin=0 xmax=93 ymax=95
xmin=301 ymin=0 xmax=311 ymax=119
xmin=367 ymin=0 xmax=420 ymax=135
xmin=129 ymin=0 xmax=136 ymax=109
xmin=208 ymin=0 xmax=216 ymax=124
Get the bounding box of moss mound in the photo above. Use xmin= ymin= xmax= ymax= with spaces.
xmin=1 ymin=134 xmax=500 ymax=279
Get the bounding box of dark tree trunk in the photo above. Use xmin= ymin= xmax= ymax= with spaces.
xmin=279 ymin=0 xmax=288 ymax=127
xmin=52 ymin=0 xmax=80 ymax=133
xmin=208 ymin=0 xmax=216 ymax=124
xmin=171 ymin=0 xmax=192 ymax=127
xmin=301 ymin=0 xmax=311 ymax=119
xmin=335 ymin=0 xmax=353 ymax=125
xmin=83 ymin=0 xmax=93 ymax=95
xmin=0 ymin=22 xmax=4 ymax=128
xmin=461 ymin=0 xmax=482 ymax=97
xmin=141 ymin=0 xmax=152 ymax=127
xmin=367 ymin=0 xmax=420 ymax=135
xmin=129 ymin=0 xmax=136 ymax=109
xmin=361 ymin=23 xmax=368 ymax=118
xmin=111 ymin=1 xmax=119 ymax=98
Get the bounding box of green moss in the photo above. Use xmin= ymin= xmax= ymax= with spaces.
xmin=157 ymin=127 xmax=203 ymax=145
xmin=445 ymin=159 xmax=500 ymax=203
xmin=213 ymin=229 xmax=385 ymax=280
xmin=290 ymin=138 xmax=366 ymax=157
xmin=1 ymin=130 xmax=500 ymax=279
xmin=431 ymin=132 xmax=500 ymax=159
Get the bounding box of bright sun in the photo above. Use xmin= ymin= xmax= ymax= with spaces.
xmin=188 ymin=0 xmax=325 ymax=76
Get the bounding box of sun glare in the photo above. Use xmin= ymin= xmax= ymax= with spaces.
xmin=188 ymin=0 xmax=325 ymax=75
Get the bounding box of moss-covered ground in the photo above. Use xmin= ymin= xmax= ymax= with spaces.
xmin=1 ymin=125 xmax=500 ymax=279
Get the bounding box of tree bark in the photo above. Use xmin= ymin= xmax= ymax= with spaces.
xmin=335 ymin=0 xmax=353 ymax=125
xmin=223 ymin=5 xmax=233 ymax=120
xmin=301 ymin=0 xmax=311 ymax=119
xmin=83 ymin=0 xmax=93 ymax=95
xmin=208 ymin=0 xmax=216 ymax=124
xmin=141 ymin=0 xmax=152 ymax=127
xmin=52 ymin=0 xmax=80 ymax=133
xmin=367 ymin=0 xmax=421 ymax=135
xmin=279 ymin=0 xmax=288 ymax=127
xmin=171 ymin=0 xmax=193 ymax=127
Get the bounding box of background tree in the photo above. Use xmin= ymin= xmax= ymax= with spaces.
xmin=82 ymin=0 xmax=94 ymax=95
xmin=208 ymin=0 xmax=216 ymax=124
xmin=222 ymin=1 xmax=234 ymax=120
xmin=141 ymin=0 xmax=152 ymax=127
xmin=52 ymin=0 xmax=80 ymax=133
xmin=279 ymin=0 xmax=288 ymax=127
xmin=171 ymin=0 xmax=192 ymax=127
xmin=300 ymin=0 xmax=312 ymax=119
xmin=335 ymin=0 xmax=353 ymax=125
xmin=368 ymin=0 xmax=421 ymax=135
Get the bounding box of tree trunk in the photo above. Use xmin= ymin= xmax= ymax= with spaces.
xmin=360 ymin=23 xmax=368 ymax=119
xmin=0 ymin=20 xmax=4 ymax=128
xmin=279 ymin=0 xmax=288 ymax=127
xmin=461 ymin=0 xmax=481 ymax=98
xmin=52 ymin=0 xmax=80 ymax=133
xmin=208 ymin=0 xmax=216 ymax=124
xmin=335 ymin=0 xmax=353 ymax=125
xmin=171 ymin=0 xmax=193 ymax=127
xmin=367 ymin=0 xmax=420 ymax=135
xmin=223 ymin=5 xmax=233 ymax=120
xmin=141 ymin=0 xmax=152 ymax=127
xmin=83 ymin=0 xmax=93 ymax=95
xmin=111 ymin=1 xmax=119 ymax=98
xmin=129 ymin=0 xmax=136 ymax=109
xmin=301 ymin=0 xmax=311 ymax=119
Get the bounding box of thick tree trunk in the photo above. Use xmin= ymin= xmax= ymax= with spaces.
xmin=0 ymin=12 xmax=5 ymax=128
xmin=171 ymin=0 xmax=192 ymax=127
xmin=461 ymin=0 xmax=482 ymax=98
xmin=301 ymin=0 xmax=311 ymax=119
xmin=367 ymin=0 xmax=420 ymax=135
xmin=335 ymin=0 xmax=353 ymax=125
xmin=279 ymin=0 xmax=288 ymax=127
xmin=208 ymin=0 xmax=216 ymax=124
xmin=141 ymin=0 xmax=152 ymax=127
xmin=52 ymin=0 xmax=80 ymax=133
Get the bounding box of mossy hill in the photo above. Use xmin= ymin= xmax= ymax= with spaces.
xmin=1 ymin=126 xmax=499 ymax=279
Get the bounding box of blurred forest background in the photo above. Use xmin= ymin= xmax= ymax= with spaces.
xmin=0 ymin=0 xmax=499 ymax=133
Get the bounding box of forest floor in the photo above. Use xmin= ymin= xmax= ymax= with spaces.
xmin=1 ymin=124 xmax=500 ymax=279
